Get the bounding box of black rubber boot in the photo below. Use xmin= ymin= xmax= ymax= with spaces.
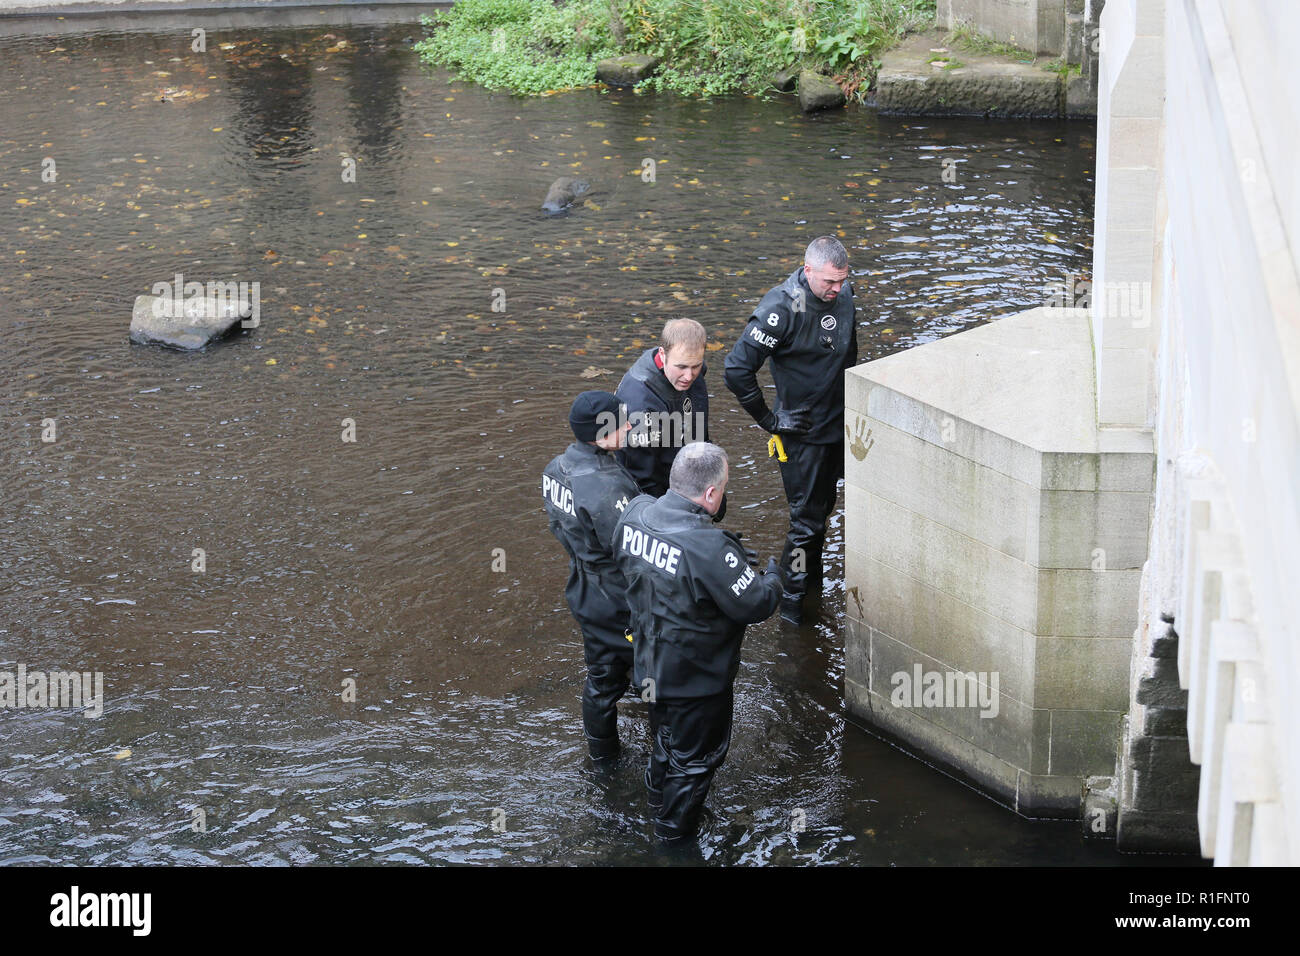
xmin=645 ymin=765 xmax=663 ymax=810
xmin=587 ymin=734 xmax=620 ymax=762
xmin=653 ymin=820 xmax=690 ymax=844
xmin=779 ymin=592 xmax=803 ymax=625
xmin=581 ymin=657 xmax=630 ymax=759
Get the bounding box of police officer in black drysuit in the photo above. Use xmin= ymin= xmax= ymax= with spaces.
xmin=615 ymin=318 xmax=711 ymax=498
xmin=614 ymin=441 xmax=783 ymax=842
xmin=723 ymin=236 xmax=858 ymax=625
xmin=542 ymin=391 xmax=642 ymax=762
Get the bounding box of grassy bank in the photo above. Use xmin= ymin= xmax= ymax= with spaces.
xmin=414 ymin=0 xmax=936 ymax=98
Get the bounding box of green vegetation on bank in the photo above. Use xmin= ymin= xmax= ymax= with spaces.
xmin=946 ymin=22 xmax=1034 ymax=61
xmin=414 ymin=0 xmax=936 ymax=98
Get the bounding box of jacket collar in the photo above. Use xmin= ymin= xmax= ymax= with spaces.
xmin=647 ymin=489 xmax=713 ymax=530
xmin=568 ymin=440 xmax=608 ymax=460
xmin=784 ymin=266 xmax=842 ymax=311
xmin=632 ymin=347 xmax=706 ymax=405
xmin=783 ymin=266 xmax=811 ymax=301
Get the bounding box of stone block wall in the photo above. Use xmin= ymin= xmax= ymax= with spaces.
xmin=937 ymin=0 xmax=1068 ymax=56
xmin=843 ymin=307 xmax=1153 ymax=817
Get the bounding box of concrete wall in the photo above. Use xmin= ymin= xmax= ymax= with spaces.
xmin=843 ymin=308 xmax=1152 ymax=816
xmin=938 ymin=0 xmax=1069 ymax=56
xmin=1091 ymin=0 xmax=1163 ymax=429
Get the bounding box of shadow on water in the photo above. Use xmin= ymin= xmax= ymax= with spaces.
xmin=0 ymin=15 xmax=1193 ymax=865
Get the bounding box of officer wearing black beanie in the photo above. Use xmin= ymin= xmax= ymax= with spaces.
xmin=542 ymin=391 xmax=643 ymax=761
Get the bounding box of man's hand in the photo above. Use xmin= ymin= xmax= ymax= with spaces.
xmin=763 ymin=556 xmax=785 ymax=587
xmin=762 ymin=406 xmax=812 ymax=436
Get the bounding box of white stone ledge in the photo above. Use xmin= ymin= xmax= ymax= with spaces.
xmin=1214 ymin=722 xmax=1280 ymax=866
xmin=1196 ymin=620 xmax=1259 ymax=856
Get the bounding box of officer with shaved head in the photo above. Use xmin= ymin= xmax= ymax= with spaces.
xmin=724 ymin=235 xmax=859 ymax=625
xmin=614 ymin=441 xmax=783 ymax=843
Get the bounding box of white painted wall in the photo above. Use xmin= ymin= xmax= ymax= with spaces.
xmin=1092 ymin=0 xmax=1164 ymax=428
xmin=1106 ymin=0 xmax=1300 ymax=864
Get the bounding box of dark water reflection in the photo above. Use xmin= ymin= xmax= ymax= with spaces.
xmin=1 ymin=17 xmax=1173 ymax=865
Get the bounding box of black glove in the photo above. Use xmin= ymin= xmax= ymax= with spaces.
xmin=761 ymin=406 xmax=812 ymax=436
xmin=764 ymin=557 xmax=785 ymax=587
xmin=710 ymin=490 xmax=728 ymax=523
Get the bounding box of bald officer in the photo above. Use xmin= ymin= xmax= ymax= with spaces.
xmin=614 ymin=442 xmax=783 ymax=842
xmin=723 ymin=235 xmax=858 ymax=625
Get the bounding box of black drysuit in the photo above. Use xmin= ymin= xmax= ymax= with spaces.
xmin=613 ymin=491 xmax=782 ymax=840
xmin=723 ymin=266 xmax=858 ymax=604
xmin=542 ymin=441 xmax=642 ymax=753
xmin=614 ymin=347 xmax=710 ymax=498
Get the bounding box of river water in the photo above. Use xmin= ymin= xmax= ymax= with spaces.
xmin=0 ymin=13 xmax=1178 ymax=865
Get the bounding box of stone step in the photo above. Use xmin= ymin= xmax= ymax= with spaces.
xmin=875 ymin=29 xmax=1075 ymax=119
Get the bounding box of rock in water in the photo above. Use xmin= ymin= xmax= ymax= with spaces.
xmin=595 ymin=54 xmax=660 ymax=87
xmin=130 ymin=293 xmax=253 ymax=349
xmin=541 ymin=177 xmax=592 ymax=215
xmin=771 ymin=67 xmax=798 ymax=92
xmin=798 ymin=70 xmax=846 ymax=112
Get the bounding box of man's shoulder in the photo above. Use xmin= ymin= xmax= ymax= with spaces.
xmin=675 ymin=527 xmax=752 ymax=585
xmin=740 ymin=306 xmax=790 ymax=352
xmin=542 ymin=448 xmax=572 ymax=478
xmin=582 ymin=456 xmax=640 ymax=494
xmin=619 ymin=377 xmax=670 ymax=411
xmin=754 ymin=280 xmax=795 ymax=312
xmin=618 ymin=492 xmax=657 ymax=521
xmin=749 ymin=281 xmax=800 ymax=336
xmin=694 ymin=524 xmax=742 ymax=554
xmin=618 ymin=352 xmax=674 ymax=410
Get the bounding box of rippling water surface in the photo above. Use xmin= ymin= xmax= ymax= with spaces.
xmin=0 ymin=14 xmax=1174 ymax=866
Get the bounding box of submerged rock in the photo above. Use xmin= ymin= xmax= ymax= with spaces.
xmin=541 ymin=177 xmax=592 ymax=215
xmin=130 ymin=293 xmax=254 ymax=350
xmin=798 ymin=71 xmax=846 ymax=112
xmin=595 ymin=54 xmax=660 ymax=87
